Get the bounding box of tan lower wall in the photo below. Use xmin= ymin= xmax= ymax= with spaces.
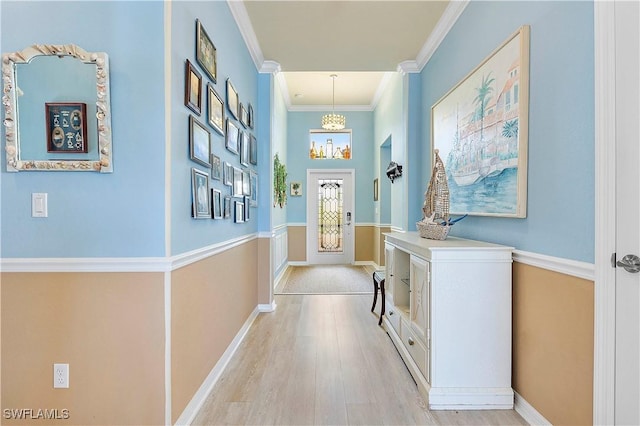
xmin=257 ymin=237 xmax=272 ymax=305
xmin=1 ymin=272 xmax=165 ymax=425
xmin=287 ymin=225 xmax=379 ymax=264
xmin=287 ymin=226 xmax=306 ymax=262
xmin=513 ymin=262 xmax=594 ymax=425
xmin=374 ymin=226 xmax=391 ymax=267
xmin=171 ymin=239 xmax=258 ymax=423
xmin=355 ymin=225 xmax=374 ymax=262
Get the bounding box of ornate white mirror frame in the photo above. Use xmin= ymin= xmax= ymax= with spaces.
xmin=2 ymin=44 xmax=112 ymax=172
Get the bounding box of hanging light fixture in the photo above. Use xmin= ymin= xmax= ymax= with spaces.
xmin=321 ymin=74 xmax=346 ymax=130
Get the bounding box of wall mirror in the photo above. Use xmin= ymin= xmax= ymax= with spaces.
xmin=2 ymin=44 xmax=112 ymax=172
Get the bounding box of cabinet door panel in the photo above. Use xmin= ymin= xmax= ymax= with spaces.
xmin=410 ymin=255 xmax=430 ymax=344
xmin=384 ymin=243 xmax=394 ymax=301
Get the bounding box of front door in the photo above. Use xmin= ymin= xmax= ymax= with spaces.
xmin=306 ymin=169 xmax=355 ymax=264
xmin=614 ymin=1 xmax=640 ymax=423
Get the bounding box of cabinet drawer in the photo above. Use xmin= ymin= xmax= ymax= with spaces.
xmin=400 ymin=319 xmax=428 ymax=380
xmin=385 ymin=299 xmax=401 ymax=334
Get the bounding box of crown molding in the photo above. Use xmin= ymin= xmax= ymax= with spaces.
xmin=260 ymin=60 xmax=281 ymax=74
xmin=415 ymin=0 xmax=469 ymax=71
xmin=227 ymin=0 xmax=264 ymax=70
xmin=397 ymin=60 xmax=420 ymax=74
xmin=288 ymin=104 xmax=374 ymax=112
xmin=370 ymin=72 xmax=395 ymax=109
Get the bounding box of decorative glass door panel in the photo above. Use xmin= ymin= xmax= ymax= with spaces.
xmin=318 ymin=179 xmax=343 ymax=253
xmin=307 ymin=170 xmax=354 ymax=264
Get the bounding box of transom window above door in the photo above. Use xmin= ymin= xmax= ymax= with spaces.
xmin=309 ymin=129 xmax=352 ymax=160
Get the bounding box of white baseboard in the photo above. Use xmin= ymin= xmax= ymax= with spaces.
xmin=258 ymin=301 xmax=277 ymax=312
xmin=514 ymin=391 xmax=552 ymax=426
xmin=174 ymin=306 xmax=260 ymax=425
xmin=273 ymin=264 xmax=292 ymax=292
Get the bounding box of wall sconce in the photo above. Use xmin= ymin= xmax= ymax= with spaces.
xmin=386 ymin=161 xmax=403 ymax=183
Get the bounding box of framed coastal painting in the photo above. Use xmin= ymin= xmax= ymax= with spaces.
xmin=431 ymin=25 xmax=530 ymax=218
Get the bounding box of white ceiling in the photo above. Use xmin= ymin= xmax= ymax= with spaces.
xmin=234 ymin=0 xmax=459 ymax=109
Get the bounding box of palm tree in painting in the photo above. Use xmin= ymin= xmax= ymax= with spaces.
xmin=473 ymin=73 xmax=495 ymax=144
xmin=502 ymin=118 xmax=519 ymax=159
xmin=502 ymin=119 xmax=518 ymax=138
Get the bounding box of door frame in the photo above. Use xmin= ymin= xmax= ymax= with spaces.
xmin=594 ymin=1 xmax=618 ymax=423
xmin=306 ymin=169 xmax=356 ymax=265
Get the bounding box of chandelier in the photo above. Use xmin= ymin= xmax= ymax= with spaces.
xmin=321 ymin=74 xmax=346 ymax=130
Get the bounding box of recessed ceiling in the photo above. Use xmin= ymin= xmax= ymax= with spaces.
xmin=241 ymin=0 xmax=451 ymax=108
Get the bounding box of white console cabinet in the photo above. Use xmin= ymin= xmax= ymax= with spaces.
xmin=383 ymin=232 xmax=514 ymax=410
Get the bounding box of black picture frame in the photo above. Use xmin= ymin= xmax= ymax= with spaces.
xmin=185 ymin=59 xmax=202 ymax=115
xmin=211 ymin=188 xmax=222 ymax=219
xmin=45 ymin=102 xmax=88 ymax=153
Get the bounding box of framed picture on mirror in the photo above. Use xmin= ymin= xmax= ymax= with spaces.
xmin=45 ymin=102 xmax=88 ymax=153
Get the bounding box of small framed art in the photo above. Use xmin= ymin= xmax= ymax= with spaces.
xmin=45 ymin=102 xmax=88 ymax=153
xmin=211 ymin=188 xmax=222 ymax=219
xmin=373 ymin=178 xmax=379 ymax=201
xmin=223 ymin=161 xmax=233 ymax=186
xmin=239 ymin=103 xmax=248 ymax=128
xmin=239 ymin=132 xmax=249 ymax=167
xmin=189 ymin=115 xmax=210 ymax=167
xmin=225 ymin=119 xmax=239 ymax=155
xmin=249 ymin=134 xmax=257 ymax=165
xmin=234 ymin=200 xmax=245 ymax=223
xmin=196 ymin=19 xmax=217 ymax=83
xmin=250 ymin=171 xmax=258 ymax=207
xmin=290 ymin=181 xmax=302 ymax=197
xmin=210 ymin=153 xmax=221 ymax=180
xmin=185 ymin=59 xmax=202 ymax=115
xmin=207 ymin=83 xmax=224 ymax=136
xmin=226 ymin=79 xmax=239 ymax=120
xmin=223 ymin=196 xmax=231 ymax=219
xmin=243 ymin=169 xmax=251 ymax=196
xmin=248 ymin=103 xmax=254 ymax=129
xmin=192 ymin=168 xmax=211 ymax=219
xmin=233 ymin=167 xmax=243 ymax=197
xmin=243 ymin=196 xmax=250 ymax=221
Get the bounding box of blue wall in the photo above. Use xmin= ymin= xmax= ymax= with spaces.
xmin=271 ymin=76 xmax=288 ymax=228
xmin=1 ymin=1 xmax=166 ymax=258
xmin=286 ymin=110 xmax=375 ymax=224
xmin=373 ymin=73 xmax=406 ymax=229
xmin=170 ymin=2 xmax=259 ymax=255
xmin=420 ymin=0 xmax=594 ymax=262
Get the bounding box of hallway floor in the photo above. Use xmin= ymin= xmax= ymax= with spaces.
xmin=193 ymin=294 xmax=527 ymax=425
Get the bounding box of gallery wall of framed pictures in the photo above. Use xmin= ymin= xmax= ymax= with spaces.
xmin=185 ymin=18 xmax=258 ymax=222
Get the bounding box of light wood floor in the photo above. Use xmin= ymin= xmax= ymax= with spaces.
xmin=193 ymin=294 xmax=528 ymax=425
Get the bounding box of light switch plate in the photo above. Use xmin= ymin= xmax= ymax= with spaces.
xmin=32 ymin=193 xmax=48 ymax=217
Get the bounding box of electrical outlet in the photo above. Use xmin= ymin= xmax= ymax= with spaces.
xmin=53 ymin=363 xmax=69 ymax=389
